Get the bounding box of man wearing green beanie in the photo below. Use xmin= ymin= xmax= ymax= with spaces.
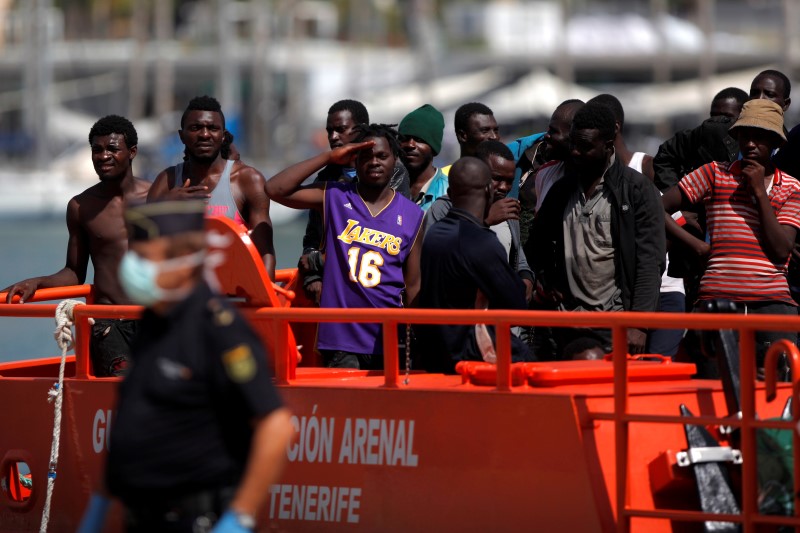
xmin=398 ymin=104 xmax=448 ymax=212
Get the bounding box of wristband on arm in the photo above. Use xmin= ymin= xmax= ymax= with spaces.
xmin=671 ymin=210 xmax=687 ymax=226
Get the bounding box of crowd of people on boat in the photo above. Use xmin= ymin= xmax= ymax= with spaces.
xmin=3 ymin=69 xmax=800 ymax=380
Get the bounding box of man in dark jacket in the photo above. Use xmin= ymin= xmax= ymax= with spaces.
xmin=526 ymin=102 xmax=665 ymax=357
xmin=653 ymin=87 xmax=748 ymax=190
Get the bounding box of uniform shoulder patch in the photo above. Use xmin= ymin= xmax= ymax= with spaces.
xmin=208 ymin=298 xmax=235 ymax=327
xmin=223 ymin=344 xmax=257 ymax=383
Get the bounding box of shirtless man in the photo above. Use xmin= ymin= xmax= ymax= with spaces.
xmin=3 ymin=115 xmax=150 ymax=376
xmin=147 ymin=95 xmax=276 ymax=280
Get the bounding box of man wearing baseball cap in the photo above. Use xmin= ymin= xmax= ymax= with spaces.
xmin=398 ymin=104 xmax=447 ymax=211
xmin=663 ymin=99 xmax=800 ymax=377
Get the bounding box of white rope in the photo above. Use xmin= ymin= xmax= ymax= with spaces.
xmin=40 ymin=299 xmax=84 ymax=533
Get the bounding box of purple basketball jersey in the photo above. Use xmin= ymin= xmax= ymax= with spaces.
xmin=318 ymin=182 xmax=423 ymax=355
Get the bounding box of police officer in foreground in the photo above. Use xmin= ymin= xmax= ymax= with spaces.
xmin=79 ymin=199 xmax=294 ymax=533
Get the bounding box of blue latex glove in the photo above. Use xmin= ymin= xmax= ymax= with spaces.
xmin=212 ymin=510 xmax=253 ymax=533
xmin=76 ymin=493 xmax=111 ymax=533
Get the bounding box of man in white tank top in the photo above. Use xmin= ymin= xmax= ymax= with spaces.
xmin=148 ymin=96 xmax=277 ymax=280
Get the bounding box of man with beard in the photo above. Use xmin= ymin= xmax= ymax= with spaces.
xmin=590 ymin=93 xmax=686 ymax=358
xmin=3 ymin=115 xmax=150 ymax=376
xmin=398 ymin=104 xmax=447 ymax=211
xmin=267 ymin=124 xmax=424 ymax=370
xmin=527 ymin=102 xmax=664 ymax=358
xmin=147 ymin=95 xmax=276 ymax=280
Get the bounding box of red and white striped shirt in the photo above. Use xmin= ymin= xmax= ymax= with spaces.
xmin=679 ymin=161 xmax=800 ymax=304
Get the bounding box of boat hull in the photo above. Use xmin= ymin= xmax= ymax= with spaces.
xmin=0 ymin=369 xmax=791 ymax=532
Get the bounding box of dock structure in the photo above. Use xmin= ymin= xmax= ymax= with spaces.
xmin=0 ymin=0 xmax=797 ymax=171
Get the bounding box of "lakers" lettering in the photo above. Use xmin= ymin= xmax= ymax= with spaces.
xmin=337 ymin=219 xmax=402 ymax=256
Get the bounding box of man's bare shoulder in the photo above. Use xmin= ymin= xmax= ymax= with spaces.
xmin=125 ymin=176 xmax=152 ymax=201
xmin=230 ymin=161 xmax=269 ymax=204
xmin=155 ymin=165 xmax=178 ymax=183
xmin=231 ymin=160 xmax=267 ymax=184
xmin=73 ymin=181 xmax=105 ymax=198
xmin=67 ymin=183 xmax=124 ymax=225
xmin=65 ymin=194 xmax=82 ymax=218
xmin=148 ymin=166 xmax=179 ymax=201
xmin=133 ymin=175 xmax=152 ymax=190
xmin=71 ymin=182 xmax=116 ymax=206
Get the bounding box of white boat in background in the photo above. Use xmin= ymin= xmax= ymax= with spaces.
xmin=0 ymin=168 xmax=302 ymax=225
xmin=0 ymin=169 xmax=83 ymax=218
xmin=0 ymin=104 xmax=303 ymax=225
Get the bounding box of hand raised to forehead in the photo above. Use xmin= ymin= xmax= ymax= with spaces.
xmin=329 ymin=141 xmax=376 ymax=166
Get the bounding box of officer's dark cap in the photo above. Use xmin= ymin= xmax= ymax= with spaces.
xmin=125 ymin=200 xmax=206 ymax=241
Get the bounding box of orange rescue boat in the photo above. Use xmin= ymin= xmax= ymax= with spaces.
xmin=0 ymin=216 xmax=798 ymax=532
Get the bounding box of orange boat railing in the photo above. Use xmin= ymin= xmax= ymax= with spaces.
xmin=1 ymin=284 xmax=94 ymax=304
xmin=2 ymin=290 xmax=800 ymax=531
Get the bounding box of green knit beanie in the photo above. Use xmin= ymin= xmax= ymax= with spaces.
xmin=398 ymin=104 xmax=444 ymax=156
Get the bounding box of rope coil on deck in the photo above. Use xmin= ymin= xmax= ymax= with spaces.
xmin=40 ymin=299 xmax=84 ymax=533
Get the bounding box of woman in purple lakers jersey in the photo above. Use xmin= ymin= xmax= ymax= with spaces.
xmin=267 ymin=124 xmax=424 ymax=369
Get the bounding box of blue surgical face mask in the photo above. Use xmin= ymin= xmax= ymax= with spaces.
xmin=119 ymin=250 xmax=206 ymax=307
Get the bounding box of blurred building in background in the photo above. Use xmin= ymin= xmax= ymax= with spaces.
xmin=0 ymin=0 xmax=797 ymax=215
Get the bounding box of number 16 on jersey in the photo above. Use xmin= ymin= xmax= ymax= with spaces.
xmin=347 ymin=247 xmax=384 ymax=288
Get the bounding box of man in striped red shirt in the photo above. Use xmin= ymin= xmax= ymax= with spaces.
xmin=663 ymin=99 xmax=800 ymax=373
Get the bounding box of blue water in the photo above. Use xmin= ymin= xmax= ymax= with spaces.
xmin=0 ymin=215 xmax=307 ymax=362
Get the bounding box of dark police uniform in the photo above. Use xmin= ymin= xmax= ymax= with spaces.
xmin=416 ymin=208 xmax=533 ymax=373
xmin=106 ymin=280 xmax=282 ymax=532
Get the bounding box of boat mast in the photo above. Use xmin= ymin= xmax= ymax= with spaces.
xmin=249 ymin=0 xmax=272 ymax=162
xmin=783 ymin=0 xmax=800 ymax=76
xmin=22 ymin=0 xmax=53 ymax=170
xmin=217 ymin=0 xmax=242 ymax=143
xmin=154 ymin=0 xmax=176 ymax=119
xmin=128 ymin=0 xmax=148 ymax=120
